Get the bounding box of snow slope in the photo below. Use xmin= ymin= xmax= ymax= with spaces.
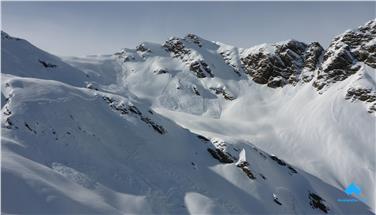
xmin=1 ymin=32 xmax=88 ymax=87
xmin=2 ymin=20 xmax=376 ymax=214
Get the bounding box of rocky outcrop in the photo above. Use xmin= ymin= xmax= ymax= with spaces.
xmin=308 ymin=192 xmax=329 ymax=213
xmin=241 ymin=40 xmax=317 ymax=87
xmin=163 ymin=37 xmax=214 ymax=78
xmin=313 ymin=20 xmax=376 ymax=90
xmin=39 ymin=59 xmax=57 ymax=68
xmin=345 ymin=88 xmax=376 ymax=103
xmin=236 ymin=160 xmax=256 ymax=179
xmin=345 ymin=88 xmax=376 ymax=113
xmin=207 ymin=148 xmax=234 ymax=163
xmin=189 ymin=60 xmax=213 ymax=78
xmin=269 ymin=155 xmax=298 ymax=175
xmin=197 ymin=134 xmax=210 ymax=142
xmin=162 ymin=37 xmax=190 ymax=58
xmin=185 ymin=33 xmax=202 ymax=47
xmin=313 ymin=45 xmax=357 ymax=90
xmin=103 ymin=96 xmax=167 ymax=134
xmin=339 ymin=20 xmax=376 ymax=68
xmin=136 ymin=43 xmax=151 ymax=53
xmin=301 ymin=42 xmax=324 ymax=82
xmin=209 ymin=87 xmax=236 ymax=100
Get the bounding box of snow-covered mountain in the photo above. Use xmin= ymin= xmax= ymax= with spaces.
xmin=1 ymin=20 xmax=375 ymax=214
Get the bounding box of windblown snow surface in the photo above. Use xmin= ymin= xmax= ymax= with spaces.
xmin=1 ymin=21 xmax=376 ymax=214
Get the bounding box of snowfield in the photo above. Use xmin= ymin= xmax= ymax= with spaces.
xmin=1 ymin=20 xmax=376 ymax=214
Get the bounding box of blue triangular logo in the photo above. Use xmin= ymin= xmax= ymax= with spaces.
xmin=344 ymin=182 xmax=361 ymax=196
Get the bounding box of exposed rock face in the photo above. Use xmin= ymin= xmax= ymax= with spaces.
xmin=345 ymin=88 xmax=376 ymax=103
xmin=207 ymin=148 xmax=234 ymax=163
xmin=313 ymin=20 xmax=376 ymax=90
xmin=103 ymin=96 xmax=167 ymax=134
xmin=136 ymin=43 xmax=151 ymax=53
xmin=241 ymin=40 xmax=316 ymax=87
xmin=345 ymin=88 xmax=376 ymax=113
xmin=240 ymin=20 xmax=375 ymax=91
xmin=313 ymin=45 xmax=357 ymax=90
xmin=163 ymin=37 xmax=214 ymax=78
xmin=236 ymin=161 xmax=256 ymax=179
xmin=185 ymin=33 xmax=202 ymax=47
xmin=209 ymin=87 xmax=236 ymax=100
xmin=189 ymin=60 xmax=213 ymax=78
xmin=39 ymin=59 xmax=57 ymax=68
xmin=359 ymin=39 xmax=376 ymax=68
xmin=301 ymin=42 xmax=324 ymax=82
xmin=340 ymin=20 xmax=376 ymax=68
xmin=241 ymin=52 xmax=278 ymax=85
xmin=322 ymin=46 xmax=355 ymax=73
xmin=308 ymin=192 xmax=329 ymax=213
xmin=162 ymin=37 xmax=190 ymax=58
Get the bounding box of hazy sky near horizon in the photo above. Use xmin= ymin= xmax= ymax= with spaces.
xmin=2 ymin=1 xmax=375 ymax=56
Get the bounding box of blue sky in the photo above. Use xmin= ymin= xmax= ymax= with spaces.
xmin=2 ymin=1 xmax=375 ymax=56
